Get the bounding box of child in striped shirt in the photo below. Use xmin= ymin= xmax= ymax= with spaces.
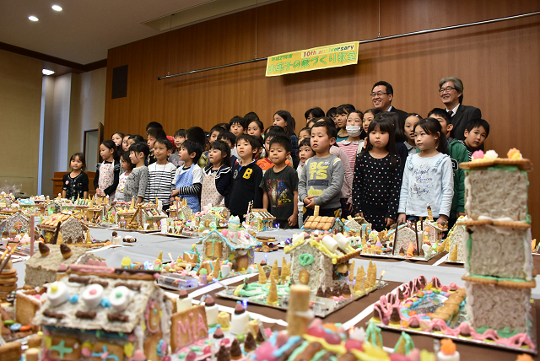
xmin=145 ymin=138 xmax=176 ymax=211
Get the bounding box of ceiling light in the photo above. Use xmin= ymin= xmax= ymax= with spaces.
xmin=28 ymin=16 xmax=39 ymax=21
xmin=42 ymin=69 xmax=55 ymax=76
xmin=52 ymin=5 xmax=62 ymax=11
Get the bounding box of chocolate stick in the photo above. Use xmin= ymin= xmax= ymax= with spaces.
xmin=29 ymin=215 xmax=35 ymax=256
xmin=0 ymin=247 xmax=16 ymax=273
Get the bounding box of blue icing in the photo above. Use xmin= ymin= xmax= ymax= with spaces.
xmin=69 ymin=295 xmax=79 ymax=304
xmin=268 ymin=331 xmax=277 ymax=346
xmin=101 ymin=298 xmax=111 ymax=308
xmin=157 ymin=340 xmax=166 ymax=356
xmin=273 ymin=336 xmax=301 ymax=358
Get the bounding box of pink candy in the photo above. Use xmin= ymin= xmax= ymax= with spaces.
xmin=307 ymin=327 xmax=326 ymax=338
xmin=186 ymin=351 xmax=197 ymax=361
xmin=344 ymin=339 xmax=363 ymax=351
xmin=324 ymin=333 xmax=341 ymax=345
xmin=81 ymin=347 xmax=92 ymax=357
xmin=255 ymin=342 xmax=277 ymax=361
xmin=472 ymin=150 xmax=485 ymax=159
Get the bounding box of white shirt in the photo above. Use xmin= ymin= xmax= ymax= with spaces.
xmin=446 ymin=104 xmax=460 ymax=117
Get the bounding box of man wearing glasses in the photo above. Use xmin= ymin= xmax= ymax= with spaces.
xmin=438 ymin=76 xmax=482 ymax=141
xmin=370 ymin=81 xmax=409 ymax=127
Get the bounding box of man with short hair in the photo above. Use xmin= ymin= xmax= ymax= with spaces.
xmin=438 ymin=76 xmax=482 ymax=141
xmin=370 ymin=81 xmax=408 ymax=126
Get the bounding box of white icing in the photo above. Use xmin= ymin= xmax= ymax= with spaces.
xmin=47 ymin=281 xmax=70 ymax=307
xmin=334 ymin=233 xmax=349 ymax=249
xmin=477 ymin=216 xmax=515 ymax=222
xmin=466 ymin=169 xmax=528 ymax=221
xmin=437 ymin=351 xmax=460 ymax=361
xmin=220 ymin=264 xmax=231 ymax=277
xmin=230 ymin=312 xmax=249 ymax=335
xmin=81 ymin=284 xmax=104 ymax=309
xmin=322 ymin=235 xmax=338 ymax=252
xmin=109 ymin=286 xmax=132 ymax=312
xmin=177 ymin=296 xmax=192 ymax=313
xmin=522 ymin=228 xmax=533 ymax=281
xmin=205 ymin=304 xmax=219 ymax=326
xmin=468 ymin=225 xmax=532 ymax=280
xmin=466 ymin=282 xmax=531 ymax=333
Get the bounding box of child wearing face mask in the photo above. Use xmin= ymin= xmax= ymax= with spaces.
xmin=338 ymin=110 xmax=365 ymax=171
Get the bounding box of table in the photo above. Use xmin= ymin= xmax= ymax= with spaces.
xmin=19 ymin=228 xmax=540 ymax=360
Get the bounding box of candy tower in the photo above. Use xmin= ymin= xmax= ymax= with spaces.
xmin=458 ymin=149 xmax=534 ymax=333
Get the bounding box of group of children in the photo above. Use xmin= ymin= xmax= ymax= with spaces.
xmin=63 ymin=106 xmax=491 ymax=231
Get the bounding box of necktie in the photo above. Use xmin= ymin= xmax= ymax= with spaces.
xmin=448 ymin=110 xmax=453 ymax=116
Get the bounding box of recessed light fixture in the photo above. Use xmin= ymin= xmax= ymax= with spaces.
xmin=52 ymin=5 xmax=62 ymax=11
xmin=28 ymin=15 xmax=39 ymax=21
xmin=42 ymin=69 xmax=55 ymax=76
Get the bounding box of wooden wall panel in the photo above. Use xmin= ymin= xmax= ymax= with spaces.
xmin=104 ymin=0 xmax=540 ymax=239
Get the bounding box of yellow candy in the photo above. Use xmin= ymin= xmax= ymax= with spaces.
xmin=50 ymin=284 xmax=58 ymax=293
xmin=420 ymin=349 xmax=436 ymax=361
xmin=124 ymin=342 xmax=134 ymax=357
xmin=424 ymin=283 xmax=433 ymax=291
xmin=44 ymin=336 xmax=52 ymax=348
xmin=507 ymin=148 xmax=522 ymax=159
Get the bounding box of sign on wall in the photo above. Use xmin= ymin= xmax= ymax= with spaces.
xmin=265 ymin=41 xmax=359 ymax=77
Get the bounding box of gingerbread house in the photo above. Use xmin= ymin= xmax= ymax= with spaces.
xmin=302 ymin=216 xmax=345 ymax=234
xmin=245 ymin=209 xmax=276 ymax=232
xmin=0 ymin=212 xmax=31 ymax=235
xmin=388 ymin=224 xmax=420 ymax=256
xmin=285 ymin=233 xmax=361 ymax=295
xmin=86 ymin=205 xmax=105 ymax=225
xmin=125 ymin=204 xmax=167 ymax=231
xmin=343 ymin=216 xmax=372 ymax=236
xmin=168 ymin=198 xmax=194 ymax=221
xmin=199 ymin=217 xmax=259 ymax=271
xmin=38 ymin=213 xmax=91 ymax=244
xmin=196 ymin=205 xmax=230 ymax=231
xmin=34 ymin=265 xmax=173 ymax=361
xmin=446 ymin=219 xmax=467 ymax=262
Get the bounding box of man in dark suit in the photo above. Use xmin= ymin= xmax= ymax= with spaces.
xmin=438 ymin=76 xmax=482 ymax=141
xmin=370 ymin=81 xmax=408 ymax=131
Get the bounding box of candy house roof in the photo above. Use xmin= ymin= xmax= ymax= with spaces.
xmin=38 ymin=214 xmax=87 ymax=232
xmin=285 ymin=235 xmax=360 ymax=264
xmin=199 ymin=229 xmax=259 ymax=250
xmin=34 ymin=267 xmax=162 ymax=333
xmin=249 ymin=209 xmax=275 ymax=220
xmin=302 ymin=216 xmax=344 ymax=231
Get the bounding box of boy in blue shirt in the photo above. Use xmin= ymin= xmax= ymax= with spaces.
xmin=171 ymin=140 xmax=203 ymax=213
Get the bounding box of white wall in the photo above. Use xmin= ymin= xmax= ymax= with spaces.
xmin=40 ymin=67 xmax=106 ymax=197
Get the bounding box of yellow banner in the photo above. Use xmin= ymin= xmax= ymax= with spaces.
xmin=265 ymin=41 xmax=359 ymax=77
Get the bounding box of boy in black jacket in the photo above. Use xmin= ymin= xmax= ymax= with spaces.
xmin=227 ymin=135 xmax=263 ymax=221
